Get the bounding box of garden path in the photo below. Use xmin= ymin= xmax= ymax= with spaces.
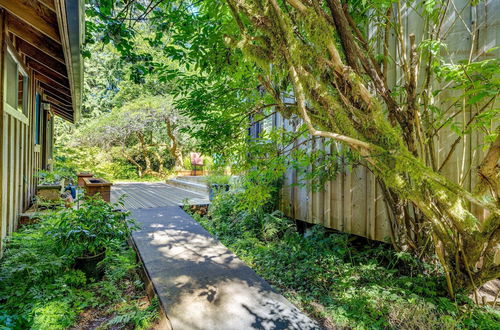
xmin=111 ymin=183 xmax=319 ymax=330
xmin=111 ymin=182 xmax=209 ymax=208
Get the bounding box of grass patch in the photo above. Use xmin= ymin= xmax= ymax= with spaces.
xmin=0 ymin=212 xmax=158 ymax=329
xmin=189 ymin=192 xmax=500 ymax=329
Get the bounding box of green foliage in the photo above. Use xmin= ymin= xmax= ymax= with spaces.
xmin=432 ymin=57 xmax=499 ymax=145
xmin=206 ymin=174 xmax=231 ymax=186
xmin=193 ymin=191 xmax=500 ymax=329
xmin=0 ymin=225 xmax=76 ymax=329
xmin=0 ymin=205 xmax=156 ymax=329
xmin=30 ymin=301 xmax=76 ymax=330
xmin=47 ymin=197 xmax=138 ymax=256
xmin=106 ymin=298 xmax=159 ymax=329
xmin=54 ymin=143 xmax=144 ymax=181
xmin=56 ymin=22 xmax=197 ymax=180
xmin=206 ymin=191 xmax=295 ymax=243
xmin=80 ymin=43 xmax=124 ymax=117
xmin=35 ymin=166 xmax=76 ymax=185
xmin=85 ymin=0 xmax=500 ymax=292
xmin=57 ymin=85 xmax=195 ymax=179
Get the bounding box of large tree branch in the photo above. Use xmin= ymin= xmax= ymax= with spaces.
xmin=121 ymin=144 xmax=144 ymax=177
xmin=478 ymin=132 xmax=500 ymax=203
xmin=228 ymin=0 xmax=500 ymax=291
xmin=165 ymin=117 xmax=183 ymax=167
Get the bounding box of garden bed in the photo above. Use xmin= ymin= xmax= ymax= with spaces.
xmin=0 ymin=199 xmax=160 ymax=329
xmin=187 ymin=193 xmax=500 ymax=329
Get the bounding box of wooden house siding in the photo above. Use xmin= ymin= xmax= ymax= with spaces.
xmin=0 ymin=1 xmax=83 ymax=254
xmin=0 ymin=16 xmax=48 ymax=252
xmin=273 ymin=1 xmax=499 ymax=242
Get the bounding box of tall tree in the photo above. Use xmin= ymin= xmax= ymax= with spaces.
xmin=78 ymin=96 xmax=190 ymax=176
xmin=86 ymin=0 xmax=499 ymax=294
xmin=222 ymin=0 xmax=499 ymax=294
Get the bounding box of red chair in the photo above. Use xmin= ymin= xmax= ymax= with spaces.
xmin=190 ymin=152 xmax=204 ymax=176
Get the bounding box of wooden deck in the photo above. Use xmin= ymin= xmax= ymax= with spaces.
xmin=111 ymin=182 xmax=209 ymax=209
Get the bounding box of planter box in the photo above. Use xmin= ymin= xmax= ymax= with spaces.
xmin=37 ymin=179 xmax=65 ymax=201
xmin=77 ymin=172 xmax=94 ymax=187
xmin=83 ymin=177 xmax=113 ymax=202
xmin=176 ymin=169 xmax=205 ymax=177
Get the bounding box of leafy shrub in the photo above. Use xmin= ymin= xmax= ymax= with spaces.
xmin=54 ymin=145 xmax=144 ymax=181
xmin=31 ymin=301 xmax=76 ymax=330
xmin=0 ymin=204 xmax=156 ymax=329
xmin=107 ymin=298 xmax=159 ymax=329
xmin=35 ymin=167 xmax=76 ymax=185
xmin=48 ymin=196 xmax=138 ymax=257
xmin=206 ymin=191 xmax=293 ymax=242
xmin=97 ymin=158 xmax=141 ymax=180
xmin=0 ymin=224 xmax=89 ymax=328
xmin=206 ymin=174 xmax=231 ymax=186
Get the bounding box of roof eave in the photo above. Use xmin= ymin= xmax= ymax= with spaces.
xmin=55 ymin=0 xmax=84 ymax=123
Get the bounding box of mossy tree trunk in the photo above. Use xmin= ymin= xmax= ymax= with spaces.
xmin=121 ymin=144 xmax=144 ymax=178
xmin=165 ymin=117 xmax=183 ymax=170
xmin=136 ymin=132 xmax=155 ymax=176
xmin=226 ymin=0 xmax=499 ymax=295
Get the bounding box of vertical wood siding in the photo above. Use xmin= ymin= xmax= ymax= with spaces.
xmin=1 ymin=91 xmax=33 ymax=247
xmin=0 ymin=42 xmax=42 ymax=254
xmin=278 ymin=1 xmax=499 ymax=242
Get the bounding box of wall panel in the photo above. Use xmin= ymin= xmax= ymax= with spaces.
xmin=278 ymin=1 xmax=499 ymax=242
xmin=1 ymin=42 xmax=39 ymax=253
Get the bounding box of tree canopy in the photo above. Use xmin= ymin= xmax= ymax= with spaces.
xmin=82 ymin=0 xmax=500 ymax=294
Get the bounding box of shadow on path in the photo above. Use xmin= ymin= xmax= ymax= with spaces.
xmin=131 ymin=206 xmax=319 ymax=330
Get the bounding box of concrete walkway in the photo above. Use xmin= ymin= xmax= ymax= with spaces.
xmin=131 ymin=206 xmax=319 ymax=330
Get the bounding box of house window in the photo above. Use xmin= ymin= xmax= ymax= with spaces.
xmin=35 ymin=93 xmax=41 ymax=145
xmin=249 ymin=112 xmax=275 ymax=139
xmin=46 ymin=116 xmax=54 ymax=161
xmin=4 ymin=49 xmax=29 ymax=116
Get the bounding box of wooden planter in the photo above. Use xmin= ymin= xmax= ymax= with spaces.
xmin=176 ymin=169 xmax=204 ymax=176
xmin=37 ymin=178 xmax=65 ymax=201
xmin=83 ymin=177 xmax=112 ymax=202
xmin=77 ymin=172 xmax=94 ymax=187
xmin=37 ymin=184 xmax=63 ymax=201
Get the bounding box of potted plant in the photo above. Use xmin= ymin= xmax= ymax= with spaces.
xmin=48 ymin=196 xmax=138 ymax=280
xmin=207 ymin=174 xmax=231 ymax=201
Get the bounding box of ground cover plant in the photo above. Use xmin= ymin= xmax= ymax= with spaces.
xmin=189 ymin=191 xmax=500 ymax=329
xmin=0 ymin=199 xmax=158 ymax=329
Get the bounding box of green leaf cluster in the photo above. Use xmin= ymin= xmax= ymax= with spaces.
xmin=46 ymin=197 xmax=138 ymax=257
xmin=0 ymin=201 xmax=156 ymax=329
